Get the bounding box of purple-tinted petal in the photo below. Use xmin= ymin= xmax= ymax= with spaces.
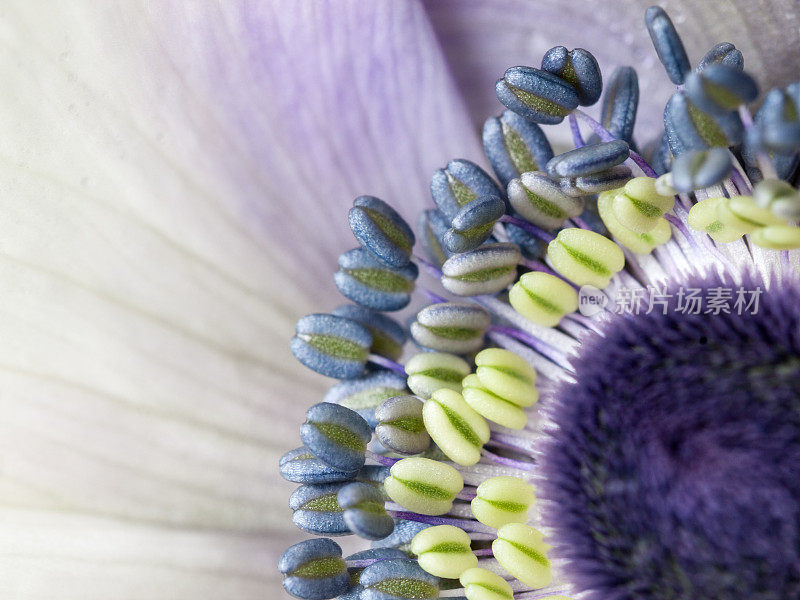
xmin=424 ymin=0 xmax=800 ymax=143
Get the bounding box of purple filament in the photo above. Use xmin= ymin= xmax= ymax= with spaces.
xmin=488 ymin=325 xmax=570 ymax=369
xmin=385 ymin=510 xmax=495 ymax=534
xmin=420 ymin=287 xmax=448 ymax=304
xmin=570 ymin=216 xmax=593 ymax=230
xmin=368 ymin=353 xmax=406 ymax=376
xmin=481 ymin=447 xmax=537 ymax=472
xmin=365 ymin=450 xmax=398 ymax=467
xmin=490 ymin=431 xmax=537 ymax=454
xmin=500 ymin=215 xmax=556 ymax=243
xmin=572 ymin=109 xmax=658 ymax=177
xmin=568 ymin=113 xmax=586 ymax=148
xmin=414 ymin=254 xmax=444 ymax=278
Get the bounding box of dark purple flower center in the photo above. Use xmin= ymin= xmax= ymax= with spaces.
xmin=540 ymin=273 xmax=800 ymax=600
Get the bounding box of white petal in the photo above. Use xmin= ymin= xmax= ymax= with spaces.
xmin=0 ymin=0 xmax=482 ymax=595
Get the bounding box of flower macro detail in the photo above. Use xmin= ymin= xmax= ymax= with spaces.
xmin=280 ymin=5 xmax=800 ymax=600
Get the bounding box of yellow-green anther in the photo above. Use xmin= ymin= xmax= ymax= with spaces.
xmin=509 ymin=271 xmax=579 ymax=327
xmin=612 ymin=177 xmax=675 ymax=233
xmin=405 ymin=352 xmax=471 ymax=399
xmin=751 ymin=224 xmax=800 ymax=250
xmin=598 ymin=190 xmax=672 ymax=254
xmin=462 ymin=374 xmax=528 ymax=430
xmin=717 ymin=195 xmax=785 ymax=234
xmin=410 ymin=525 xmax=478 ymax=579
xmin=654 ymin=173 xmax=676 ymax=197
xmin=423 ymin=389 xmax=491 ymax=466
xmin=492 ymin=523 xmax=552 ymax=589
xmin=687 ymin=198 xmax=745 ymax=243
xmin=547 ymin=228 xmax=625 ymax=288
xmin=474 ymin=348 xmax=538 ymax=407
xmin=383 ymin=457 xmax=463 ymax=515
xmin=459 ymin=567 xmax=515 ymax=600
xmin=471 ymin=476 xmax=536 ymax=529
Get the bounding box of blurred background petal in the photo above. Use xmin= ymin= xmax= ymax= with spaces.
xmin=424 ymin=0 xmax=800 ymax=145
xmin=0 ymin=0 xmax=480 ymax=596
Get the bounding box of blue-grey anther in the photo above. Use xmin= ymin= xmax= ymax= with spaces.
xmin=338 ymin=481 xmax=395 ymax=541
xmin=332 ymin=305 xmax=407 ymax=362
xmin=496 ymin=66 xmax=580 ymax=124
xmin=339 ymin=549 xmax=408 ymax=600
xmin=758 ymin=86 xmax=800 ymax=153
xmin=280 ymin=446 xmax=359 ymax=484
xmin=371 ymin=519 xmax=432 ymax=551
xmin=546 ymin=140 xmax=630 ymax=178
xmin=291 ymin=313 xmax=372 ymax=379
xmin=290 ymin=482 xmax=351 ymax=536
xmin=300 ymin=402 xmax=372 ymax=473
xmin=418 ymin=209 xmax=453 ymax=268
xmin=645 ymin=5 xmax=691 ymax=84
xmin=508 ymin=171 xmax=584 ymax=230
xmin=375 ymin=395 xmax=430 ymax=456
xmin=684 ymin=65 xmax=758 ymax=116
xmin=664 ymin=91 xmax=743 ymax=156
xmin=359 ymin=558 xmax=439 ymax=600
xmin=410 ymin=302 xmax=491 ymax=355
xmin=279 ymin=538 xmax=350 ymax=600
xmin=697 ymin=42 xmax=743 ymax=72
xmin=430 ymin=159 xmax=505 ymax=221
xmin=324 ymin=370 xmax=408 ymax=429
xmin=482 ymin=110 xmax=554 ymax=187
xmin=505 ymin=219 xmax=545 ymax=260
xmin=349 ymin=196 xmax=415 ymax=268
xmin=335 ymin=248 xmax=418 ymax=312
xmin=561 ymin=165 xmax=633 ymax=197
xmin=444 ymin=195 xmax=506 ymax=253
xmin=742 ymin=88 xmax=800 ymax=181
xmin=441 ymin=242 xmax=521 ymax=296
xmin=601 ymin=66 xmax=639 ymax=143
xmin=671 ymin=148 xmax=732 ymax=193
xmin=541 ymin=46 xmax=602 ymax=106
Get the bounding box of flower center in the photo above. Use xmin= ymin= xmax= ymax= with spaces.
xmin=540 ymin=274 xmax=800 ymax=599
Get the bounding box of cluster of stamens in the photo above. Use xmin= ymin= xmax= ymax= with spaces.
xmin=279 ymin=6 xmax=800 ymax=600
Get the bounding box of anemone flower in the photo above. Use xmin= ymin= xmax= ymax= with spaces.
xmin=2 ymin=1 xmax=800 ymax=598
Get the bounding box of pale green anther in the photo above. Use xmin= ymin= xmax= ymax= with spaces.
xmin=509 ymin=271 xmax=579 ymax=327
xmin=753 ymin=179 xmax=800 ymax=222
xmin=462 ymin=374 xmax=528 ymax=430
xmin=290 ymin=556 xmax=347 ymax=579
xmin=423 ymin=389 xmax=490 ymax=466
xmin=474 ymin=348 xmax=537 ymax=407
xmin=460 ymin=567 xmax=515 ymax=600
xmin=383 ymin=457 xmax=463 ymax=516
xmin=717 ymin=195 xmax=785 ymax=234
xmin=406 ymin=352 xmax=471 ymax=399
xmin=492 ymin=523 xmax=552 ymax=589
xmin=751 ymin=224 xmax=800 ymax=249
xmin=502 ymin=121 xmax=540 ymax=174
xmin=411 ymin=525 xmax=477 ymax=579
xmin=339 ymin=386 xmax=406 ymax=411
xmin=471 ymin=476 xmax=536 ymax=529
xmin=687 ymin=197 xmax=745 ymax=243
xmin=654 ymin=173 xmax=676 ymax=197
xmin=612 ymin=177 xmax=675 ymax=233
xmin=301 ymin=333 xmax=369 ymax=362
xmin=344 ymin=268 xmax=414 ymax=293
xmin=598 ymin=190 xmax=672 ymax=254
xmin=448 ymin=172 xmax=477 ymax=207
xmin=547 ymin=227 xmax=625 ymax=289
